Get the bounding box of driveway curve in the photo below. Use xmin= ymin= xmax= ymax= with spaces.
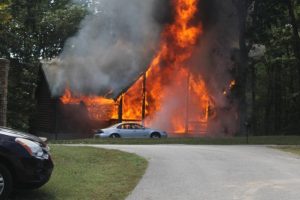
xmin=85 ymin=145 xmax=300 ymax=200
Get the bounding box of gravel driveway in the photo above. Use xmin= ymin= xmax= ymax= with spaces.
xmin=85 ymin=145 xmax=300 ymax=200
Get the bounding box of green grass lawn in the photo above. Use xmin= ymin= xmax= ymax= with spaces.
xmin=276 ymin=146 xmax=300 ymax=156
xmin=9 ymin=146 xmax=147 ymax=200
xmin=50 ymin=136 xmax=300 ymax=145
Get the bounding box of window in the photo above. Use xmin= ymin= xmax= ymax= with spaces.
xmin=133 ymin=124 xmax=144 ymax=129
xmin=117 ymin=125 xmax=122 ymax=129
xmin=123 ymin=124 xmax=131 ymax=129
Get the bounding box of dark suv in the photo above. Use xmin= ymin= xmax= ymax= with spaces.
xmin=0 ymin=127 xmax=54 ymax=199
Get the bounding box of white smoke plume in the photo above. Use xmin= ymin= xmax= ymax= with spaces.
xmin=43 ymin=0 xmax=161 ymax=97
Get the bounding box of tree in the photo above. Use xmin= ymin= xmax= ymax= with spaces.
xmin=246 ymin=0 xmax=300 ymax=135
xmin=0 ymin=1 xmax=11 ymax=24
xmin=0 ymin=0 xmax=87 ymax=130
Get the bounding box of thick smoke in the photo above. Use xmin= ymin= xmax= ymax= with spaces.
xmin=43 ymin=0 xmax=161 ymax=97
xmin=196 ymin=0 xmax=239 ymax=89
xmin=193 ymin=0 xmax=240 ymax=135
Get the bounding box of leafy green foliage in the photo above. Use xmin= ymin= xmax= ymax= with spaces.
xmin=0 ymin=1 xmax=12 ymax=24
xmin=246 ymin=0 xmax=300 ymax=135
xmin=7 ymin=60 xmax=39 ymax=130
xmin=0 ymin=0 xmax=87 ymax=130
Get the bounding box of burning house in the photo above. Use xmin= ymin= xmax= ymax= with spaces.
xmin=34 ymin=0 xmax=240 ymax=139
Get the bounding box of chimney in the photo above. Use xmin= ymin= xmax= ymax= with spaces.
xmin=0 ymin=58 xmax=10 ymax=127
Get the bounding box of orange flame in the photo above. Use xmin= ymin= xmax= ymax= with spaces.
xmin=121 ymin=0 xmax=212 ymax=134
xmin=230 ymin=80 xmax=236 ymax=89
xmin=223 ymin=80 xmax=236 ymax=96
xmin=60 ymin=88 xmax=118 ymax=121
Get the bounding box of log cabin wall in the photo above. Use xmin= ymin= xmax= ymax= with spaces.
xmin=33 ymin=69 xmax=57 ymax=135
xmin=33 ymin=68 xmax=114 ymax=139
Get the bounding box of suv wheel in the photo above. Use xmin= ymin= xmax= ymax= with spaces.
xmin=0 ymin=164 xmax=12 ymax=200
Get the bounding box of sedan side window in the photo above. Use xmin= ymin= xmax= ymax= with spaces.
xmin=123 ymin=124 xmax=131 ymax=129
xmin=117 ymin=125 xmax=123 ymax=129
xmin=131 ymin=124 xmax=138 ymax=129
xmin=128 ymin=124 xmax=134 ymax=129
xmin=135 ymin=124 xmax=144 ymax=129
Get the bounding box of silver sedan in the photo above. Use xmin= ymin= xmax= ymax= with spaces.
xmin=94 ymin=122 xmax=168 ymax=139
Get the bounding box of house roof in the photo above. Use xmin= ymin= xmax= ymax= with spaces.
xmin=41 ymin=59 xmax=146 ymax=100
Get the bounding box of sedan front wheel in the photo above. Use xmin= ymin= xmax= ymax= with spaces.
xmin=150 ymin=133 xmax=161 ymax=139
xmin=110 ymin=134 xmax=121 ymax=138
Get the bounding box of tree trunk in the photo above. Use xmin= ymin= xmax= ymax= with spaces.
xmin=274 ymin=61 xmax=282 ymax=134
xmin=250 ymin=61 xmax=257 ymax=134
xmin=264 ymin=64 xmax=274 ymax=135
xmin=233 ymin=0 xmax=250 ymax=135
xmin=286 ymin=0 xmax=300 ymax=88
xmin=0 ymin=59 xmax=10 ymax=127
